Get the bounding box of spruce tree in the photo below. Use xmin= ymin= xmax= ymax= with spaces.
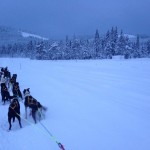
xmin=104 ymin=30 xmax=112 ymax=58
xmin=117 ymin=30 xmax=126 ymax=55
xmin=146 ymin=40 xmax=150 ymax=56
xmin=94 ymin=29 xmax=100 ymax=58
xmin=35 ymin=41 xmax=45 ymax=60
xmin=133 ymin=35 xmax=141 ymax=58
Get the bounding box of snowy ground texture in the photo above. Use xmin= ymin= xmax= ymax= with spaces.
xmin=0 ymin=57 xmax=150 ymax=150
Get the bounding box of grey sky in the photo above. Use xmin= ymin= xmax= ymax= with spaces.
xmin=0 ymin=0 xmax=150 ymax=38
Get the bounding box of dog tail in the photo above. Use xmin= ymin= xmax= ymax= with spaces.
xmin=42 ymin=106 xmax=47 ymax=111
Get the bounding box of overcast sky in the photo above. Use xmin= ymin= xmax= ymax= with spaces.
xmin=0 ymin=0 xmax=150 ymax=38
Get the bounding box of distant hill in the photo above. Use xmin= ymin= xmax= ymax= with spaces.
xmin=124 ymin=33 xmax=150 ymax=43
xmin=0 ymin=25 xmax=149 ymax=46
xmin=0 ymin=25 xmax=49 ymax=45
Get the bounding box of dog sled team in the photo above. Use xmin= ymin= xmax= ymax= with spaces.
xmin=0 ymin=66 xmax=47 ymax=131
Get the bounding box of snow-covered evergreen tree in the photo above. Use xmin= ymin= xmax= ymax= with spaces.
xmin=0 ymin=45 xmax=6 ymax=56
xmin=12 ymin=43 xmax=18 ymax=57
xmin=35 ymin=41 xmax=47 ymax=60
xmin=94 ymin=29 xmax=101 ymax=58
xmin=110 ymin=27 xmax=117 ymax=56
xmin=27 ymin=40 xmax=34 ymax=58
xmin=64 ymin=36 xmax=71 ymax=59
xmin=132 ymin=35 xmax=141 ymax=58
xmin=116 ymin=30 xmax=126 ymax=55
xmin=146 ymin=40 xmax=150 ymax=57
xmin=1 ymin=26 xmax=149 ymax=60
xmin=72 ymin=38 xmax=82 ymax=59
xmin=124 ymin=38 xmax=133 ymax=59
xmin=81 ymin=39 xmax=91 ymax=59
xmin=103 ymin=30 xmax=112 ymax=59
xmin=7 ymin=44 xmax=12 ymax=56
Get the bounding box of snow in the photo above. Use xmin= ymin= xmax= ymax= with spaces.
xmin=112 ymin=55 xmax=124 ymax=60
xmin=0 ymin=58 xmax=150 ymax=150
xmin=124 ymin=34 xmax=136 ymax=38
xmin=51 ymin=42 xmax=59 ymax=47
xmin=118 ymin=34 xmax=136 ymax=39
xmin=20 ymin=31 xmax=48 ymax=40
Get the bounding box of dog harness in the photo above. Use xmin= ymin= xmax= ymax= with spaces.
xmin=10 ymin=101 xmax=18 ymax=110
xmin=2 ymin=87 xmax=8 ymax=92
xmin=14 ymin=85 xmax=19 ymax=91
xmin=27 ymin=96 xmax=38 ymax=106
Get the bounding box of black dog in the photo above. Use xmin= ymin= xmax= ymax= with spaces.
xmin=9 ymin=74 xmax=17 ymax=89
xmin=12 ymin=82 xmax=23 ymax=100
xmin=23 ymin=88 xmax=47 ymax=123
xmin=1 ymin=67 xmax=11 ymax=79
xmin=1 ymin=83 xmax=11 ymax=104
xmin=8 ymin=98 xmax=22 ymax=130
xmin=11 ymin=74 xmax=17 ymax=83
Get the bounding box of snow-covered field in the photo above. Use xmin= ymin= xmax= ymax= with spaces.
xmin=0 ymin=58 xmax=150 ymax=150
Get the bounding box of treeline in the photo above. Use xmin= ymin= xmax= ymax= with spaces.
xmin=0 ymin=27 xmax=150 ymax=60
